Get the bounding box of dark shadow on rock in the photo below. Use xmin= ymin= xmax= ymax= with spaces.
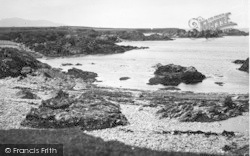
xmin=0 ymin=129 xmax=225 ymax=156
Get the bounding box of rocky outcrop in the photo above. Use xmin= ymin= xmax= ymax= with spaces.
xmin=148 ymin=64 xmax=206 ymax=86
xmin=157 ymin=96 xmax=249 ymax=122
xmin=67 ymin=68 xmax=98 ymax=83
xmin=0 ymin=48 xmax=50 ymax=78
xmin=239 ymin=58 xmax=249 ymax=73
xmin=21 ymin=90 xmax=128 ymax=130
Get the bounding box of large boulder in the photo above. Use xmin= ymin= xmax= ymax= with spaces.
xmin=239 ymin=58 xmax=249 ymax=73
xmin=148 ymin=64 xmax=205 ymax=86
xmin=21 ymin=90 xmax=128 ymax=130
xmin=67 ymin=68 xmax=98 ymax=83
xmin=0 ymin=48 xmax=50 ymax=78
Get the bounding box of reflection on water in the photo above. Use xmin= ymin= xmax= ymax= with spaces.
xmin=39 ymin=36 xmax=249 ymax=93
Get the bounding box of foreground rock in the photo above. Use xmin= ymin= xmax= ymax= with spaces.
xmin=157 ymin=96 xmax=249 ymax=122
xmin=0 ymin=48 xmax=50 ymax=78
xmin=67 ymin=68 xmax=98 ymax=83
xmin=21 ymin=90 xmax=128 ymax=130
xmin=148 ymin=64 xmax=206 ymax=86
xmin=239 ymin=58 xmax=249 ymax=73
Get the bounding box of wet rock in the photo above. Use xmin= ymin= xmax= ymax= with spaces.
xmin=222 ymin=130 xmax=235 ymax=137
xmin=21 ymin=91 xmax=128 ymax=130
xmin=67 ymin=68 xmax=98 ymax=83
xmin=233 ymin=59 xmax=245 ymax=64
xmin=239 ymin=58 xmax=249 ymax=73
xmin=62 ymin=63 xmax=73 ymax=66
xmin=0 ymin=48 xmax=50 ymax=78
xmin=119 ymin=77 xmax=130 ymax=81
xmin=148 ymin=64 xmax=205 ymax=86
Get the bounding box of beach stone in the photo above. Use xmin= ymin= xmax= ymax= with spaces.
xmin=148 ymin=64 xmax=205 ymax=86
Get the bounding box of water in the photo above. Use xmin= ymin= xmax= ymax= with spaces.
xmin=39 ymin=36 xmax=249 ymax=93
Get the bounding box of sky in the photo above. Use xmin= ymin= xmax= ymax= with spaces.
xmin=0 ymin=0 xmax=249 ymax=28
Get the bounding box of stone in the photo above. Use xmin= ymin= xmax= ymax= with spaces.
xmin=148 ymin=64 xmax=205 ymax=86
xmin=21 ymin=91 xmax=128 ymax=130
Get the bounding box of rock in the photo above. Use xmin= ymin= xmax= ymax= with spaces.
xmin=148 ymin=64 xmax=205 ymax=86
xmin=215 ymin=82 xmax=224 ymax=86
xmin=21 ymin=91 xmax=128 ymax=130
xmin=41 ymin=90 xmax=75 ymax=109
xmin=0 ymin=48 xmax=50 ymax=78
xmin=21 ymin=66 xmax=33 ymax=75
xmin=119 ymin=77 xmax=130 ymax=81
xmin=156 ymin=96 xmax=248 ymax=122
xmin=62 ymin=63 xmax=73 ymax=66
xmin=75 ymin=63 xmax=82 ymax=66
xmin=233 ymin=59 xmax=245 ymax=64
xmin=152 ymin=63 xmax=163 ymax=69
xmin=239 ymin=58 xmax=249 ymax=73
xmin=67 ymin=68 xmax=98 ymax=83
xmin=159 ymin=87 xmax=181 ymax=91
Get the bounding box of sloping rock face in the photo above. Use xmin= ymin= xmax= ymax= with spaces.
xmin=148 ymin=64 xmax=206 ymax=86
xmin=0 ymin=48 xmax=50 ymax=78
xmin=239 ymin=58 xmax=249 ymax=73
xmin=21 ymin=90 xmax=128 ymax=130
xmin=67 ymin=68 xmax=98 ymax=83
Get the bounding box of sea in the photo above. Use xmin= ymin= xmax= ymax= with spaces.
xmin=39 ymin=36 xmax=249 ymax=94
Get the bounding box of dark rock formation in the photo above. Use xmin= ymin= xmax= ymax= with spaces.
xmin=0 ymin=48 xmax=50 ymax=78
xmin=233 ymin=59 xmax=245 ymax=64
xmin=148 ymin=64 xmax=206 ymax=86
xmin=21 ymin=90 xmax=128 ymax=130
xmin=239 ymin=58 xmax=249 ymax=73
xmin=119 ymin=77 xmax=130 ymax=81
xmin=62 ymin=63 xmax=73 ymax=66
xmin=156 ymin=96 xmax=249 ymax=122
xmin=67 ymin=68 xmax=98 ymax=83
xmin=75 ymin=63 xmax=82 ymax=66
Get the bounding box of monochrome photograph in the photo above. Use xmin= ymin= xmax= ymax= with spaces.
xmin=0 ymin=0 xmax=249 ymax=155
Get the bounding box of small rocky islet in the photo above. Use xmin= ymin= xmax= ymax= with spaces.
xmin=233 ymin=58 xmax=249 ymax=73
xmin=148 ymin=64 xmax=206 ymax=86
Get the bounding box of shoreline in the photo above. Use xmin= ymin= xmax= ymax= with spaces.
xmin=0 ymin=72 xmax=248 ymax=155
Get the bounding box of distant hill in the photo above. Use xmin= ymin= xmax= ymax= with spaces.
xmin=0 ymin=17 xmax=64 ymax=27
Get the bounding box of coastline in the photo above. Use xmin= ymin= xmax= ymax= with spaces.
xmin=0 ymin=72 xmax=248 ymax=155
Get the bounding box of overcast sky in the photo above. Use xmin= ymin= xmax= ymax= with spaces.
xmin=0 ymin=0 xmax=248 ymax=28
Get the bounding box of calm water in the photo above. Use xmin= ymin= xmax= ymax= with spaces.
xmin=40 ymin=36 xmax=249 ymax=93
